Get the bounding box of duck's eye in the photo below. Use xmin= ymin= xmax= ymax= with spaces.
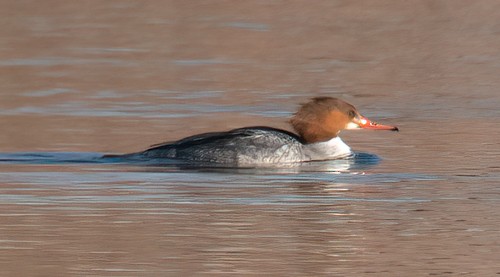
xmin=348 ymin=110 xmax=356 ymax=118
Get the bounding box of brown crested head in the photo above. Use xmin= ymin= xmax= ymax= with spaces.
xmin=290 ymin=97 xmax=399 ymax=144
xmin=290 ymin=97 xmax=358 ymax=143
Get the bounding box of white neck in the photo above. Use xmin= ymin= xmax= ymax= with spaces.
xmin=303 ymin=137 xmax=352 ymax=161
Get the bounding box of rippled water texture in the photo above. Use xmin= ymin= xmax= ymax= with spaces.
xmin=1 ymin=1 xmax=499 ymax=276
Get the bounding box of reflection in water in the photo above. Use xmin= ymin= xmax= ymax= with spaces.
xmin=0 ymin=159 xmax=437 ymax=276
xmin=0 ymin=151 xmax=380 ymax=173
xmin=0 ymin=152 xmax=470 ymax=276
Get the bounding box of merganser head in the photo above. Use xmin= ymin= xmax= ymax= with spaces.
xmin=290 ymin=97 xmax=398 ymax=143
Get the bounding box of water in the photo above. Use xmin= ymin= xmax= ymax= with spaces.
xmin=1 ymin=1 xmax=500 ymax=276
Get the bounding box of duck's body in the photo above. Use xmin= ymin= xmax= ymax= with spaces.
xmin=113 ymin=97 xmax=398 ymax=166
xmin=137 ymin=126 xmax=352 ymax=165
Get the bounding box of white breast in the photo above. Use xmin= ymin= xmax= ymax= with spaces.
xmin=303 ymin=137 xmax=352 ymax=161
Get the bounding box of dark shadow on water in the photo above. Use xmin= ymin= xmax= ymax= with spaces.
xmin=0 ymin=152 xmax=106 ymax=164
xmin=0 ymin=152 xmax=380 ymax=173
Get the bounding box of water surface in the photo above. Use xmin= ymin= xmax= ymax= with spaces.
xmin=1 ymin=1 xmax=499 ymax=276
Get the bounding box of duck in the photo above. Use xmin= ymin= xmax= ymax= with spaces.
xmin=113 ymin=97 xmax=398 ymax=166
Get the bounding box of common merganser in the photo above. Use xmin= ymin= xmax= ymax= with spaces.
xmin=115 ymin=97 xmax=398 ymax=166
